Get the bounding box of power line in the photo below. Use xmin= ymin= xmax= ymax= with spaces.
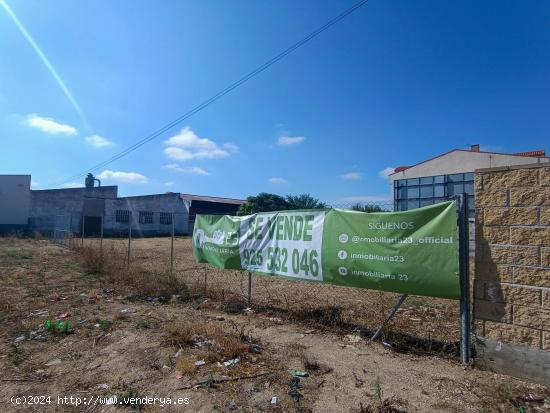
xmin=56 ymin=0 xmax=369 ymax=186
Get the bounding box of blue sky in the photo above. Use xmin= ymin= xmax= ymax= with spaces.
xmin=1 ymin=0 xmax=549 ymax=202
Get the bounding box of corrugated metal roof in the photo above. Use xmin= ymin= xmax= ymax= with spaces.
xmin=179 ymin=193 xmax=246 ymax=205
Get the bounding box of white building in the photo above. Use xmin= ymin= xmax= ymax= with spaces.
xmin=389 ymin=146 xmax=549 ymax=214
xmin=0 ymin=175 xmax=31 ymax=231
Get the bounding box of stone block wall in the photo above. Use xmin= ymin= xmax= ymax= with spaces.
xmin=474 ymin=163 xmax=550 ymax=350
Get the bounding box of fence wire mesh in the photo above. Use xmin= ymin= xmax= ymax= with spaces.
xmin=43 ymin=204 xmax=463 ymax=354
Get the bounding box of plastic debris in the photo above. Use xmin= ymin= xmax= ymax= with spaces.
xmin=57 ymin=312 xmax=70 ymax=319
xmin=242 ymin=307 xmax=254 ymax=315
xmin=249 ymin=344 xmax=262 ymax=354
xmin=292 ymin=370 xmax=309 ymax=378
xmin=223 ymin=357 xmax=240 ymax=367
xmin=270 ymin=396 xmax=278 ymax=406
xmin=345 ymin=334 xmax=361 ymax=343
xmin=45 ymin=358 xmax=62 ymax=367
xmin=194 ymin=360 xmax=206 ymax=367
xmin=14 ymin=335 xmax=25 ymax=343
xmin=289 ymin=389 xmax=302 ymax=402
xmin=30 ymin=309 xmax=49 ymax=317
xmin=95 ymin=383 xmax=109 ymax=390
xmin=44 ymin=319 xmax=71 ymax=334
xmin=288 ymin=377 xmax=303 ymax=402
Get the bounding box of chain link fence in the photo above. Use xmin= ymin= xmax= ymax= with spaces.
xmin=43 ymin=201 xmax=463 ymax=354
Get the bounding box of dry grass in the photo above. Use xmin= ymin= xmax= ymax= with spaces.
xmin=164 ymin=319 xmax=252 ymax=360
xmin=74 ymin=244 xmax=187 ymax=299
xmin=74 ymin=236 xmax=461 ymax=354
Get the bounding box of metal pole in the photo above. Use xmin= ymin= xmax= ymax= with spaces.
xmin=100 ymin=215 xmax=104 ymax=255
xmin=127 ymin=213 xmax=132 ymax=269
xmin=371 ymin=293 xmax=408 ymax=341
xmin=170 ymin=213 xmax=175 ymax=276
xmin=81 ymin=214 xmax=85 ymax=248
xmin=458 ymin=193 xmax=471 ymax=364
xmin=247 ymin=271 xmax=252 ymax=307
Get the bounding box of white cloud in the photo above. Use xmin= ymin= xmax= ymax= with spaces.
xmin=85 ymin=135 xmax=114 ymax=148
xmin=163 ymin=126 xmax=237 ymax=161
xmin=164 ymin=163 xmax=210 ymax=176
xmin=60 ymin=182 xmax=83 ymax=188
xmin=278 ymin=136 xmax=305 ymax=146
xmin=25 ymin=114 xmax=77 ymax=136
xmin=223 ymin=143 xmax=239 ymax=153
xmin=342 ymin=172 xmax=362 ymax=181
xmin=378 ymin=167 xmax=395 ymax=179
xmin=97 ymin=170 xmax=148 ymax=184
xmin=164 ymin=181 xmax=174 ymax=187
xmin=268 ymin=177 xmax=287 ymax=184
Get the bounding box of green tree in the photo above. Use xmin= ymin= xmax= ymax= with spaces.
xmin=350 ymin=203 xmax=385 ymax=213
xmin=237 ymin=193 xmax=289 ymax=215
xmin=285 ymin=194 xmax=326 ymax=210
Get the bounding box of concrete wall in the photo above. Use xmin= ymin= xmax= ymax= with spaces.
xmin=29 ymin=186 xmax=118 ymax=234
xmin=104 ymin=193 xmax=189 ymax=236
xmin=474 ymin=163 xmax=550 ymax=383
xmin=390 ymin=150 xmax=549 ymax=182
xmin=0 ymin=175 xmax=31 ymax=226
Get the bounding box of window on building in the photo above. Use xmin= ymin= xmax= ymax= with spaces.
xmin=116 ymin=210 xmax=131 ymax=223
xmin=160 ymin=212 xmax=172 ymax=225
xmin=394 ymin=172 xmax=478 ymax=214
xmin=139 ymin=211 xmax=154 ymax=224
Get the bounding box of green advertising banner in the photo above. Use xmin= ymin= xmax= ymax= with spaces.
xmin=193 ymin=201 xmax=460 ymax=299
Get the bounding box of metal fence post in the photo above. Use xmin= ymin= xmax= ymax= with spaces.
xmin=81 ymin=214 xmax=85 ymax=248
xmin=127 ymin=213 xmax=132 ymax=269
xmin=247 ymin=271 xmax=252 ymax=307
xmin=100 ymin=215 xmax=104 ymax=255
xmin=458 ymin=193 xmax=471 ymax=364
xmin=170 ymin=213 xmax=175 ymax=276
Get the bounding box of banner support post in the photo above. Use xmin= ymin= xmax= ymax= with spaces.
xmin=247 ymin=271 xmax=252 ymax=307
xmin=81 ymin=214 xmax=85 ymax=248
xmin=170 ymin=213 xmax=175 ymax=277
xmin=370 ymin=293 xmax=408 ymax=341
xmin=458 ymin=193 xmax=471 ymax=364
xmin=100 ymin=215 xmax=104 ymax=256
xmin=127 ymin=213 xmax=132 ymax=269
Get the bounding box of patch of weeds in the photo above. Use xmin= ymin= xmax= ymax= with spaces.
xmin=175 ymin=357 xmax=196 ymax=376
xmin=116 ymin=387 xmax=144 ymax=411
xmin=164 ymin=320 xmax=201 ymax=347
xmin=98 ymin=320 xmax=113 ymax=330
xmin=136 ymin=319 xmax=149 ymax=329
xmin=27 ymin=285 xmax=44 ymax=297
xmin=358 ymin=376 xmax=409 ymax=413
xmin=373 ymin=376 xmax=383 ymax=408
xmin=8 ymin=344 xmax=23 ymax=366
xmin=6 ymin=248 xmax=33 ymax=261
xmin=296 ymin=305 xmax=345 ymax=326
xmin=302 ymin=354 xmax=320 ymax=371
xmin=498 ymin=381 xmax=529 ymax=412
xmin=222 ymin=296 xmax=247 ymax=314
xmin=406 ymin=298 xmax=429 ymax=309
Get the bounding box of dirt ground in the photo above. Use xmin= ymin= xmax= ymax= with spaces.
xmin=1 ymin=236 xmax=548 ymax=412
